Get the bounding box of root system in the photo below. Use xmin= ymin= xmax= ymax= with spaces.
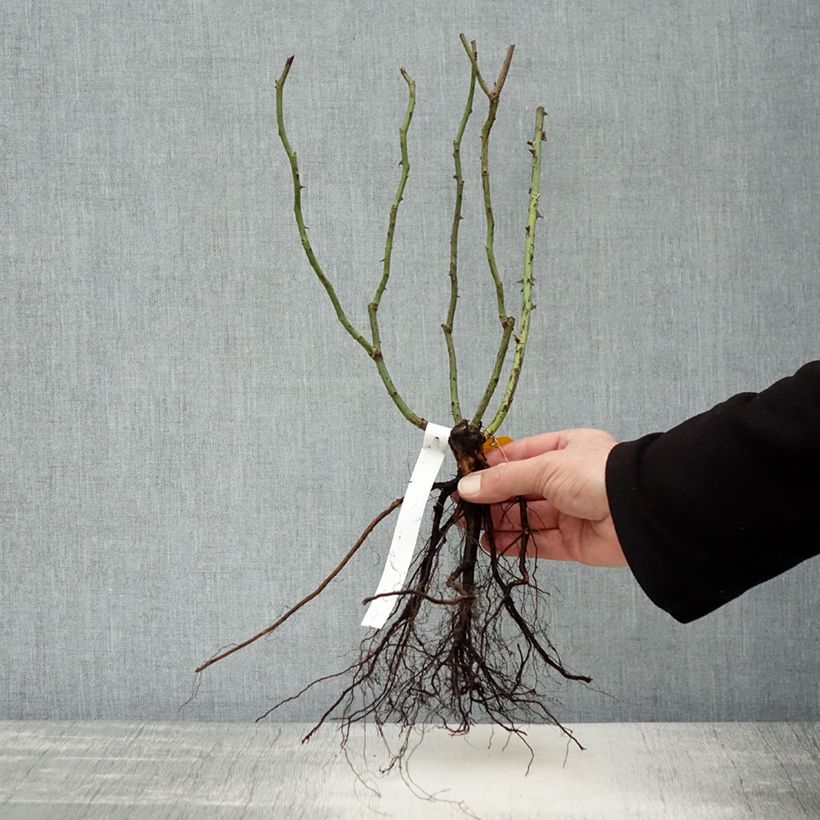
xmin=196 ymin=422 xmax=591 ymax=767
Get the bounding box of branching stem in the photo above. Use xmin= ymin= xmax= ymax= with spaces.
xmin=442 ymin=44 xmax=477 ymax=423
xmin=458 ymin=37 xmax=519 ymax=428
xmin=276 ymin=57 xmax=425 ymax=430
xmin=275 ymin=56 xmax=371 ymax=356
xmin=370 ymin=69 xmax=414 ymax=348
xmin=485 ymin=107 xmax=546 ymax=436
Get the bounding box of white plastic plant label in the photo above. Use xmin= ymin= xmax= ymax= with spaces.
xmin=361 ymin=422 xmax=451 ymax=630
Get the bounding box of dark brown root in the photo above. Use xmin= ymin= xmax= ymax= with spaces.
xmin=195 ymin=495 xmax=406 ymax=674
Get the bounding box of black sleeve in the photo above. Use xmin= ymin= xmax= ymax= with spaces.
xmin=605 ymin=361 xmax=820 ymax=623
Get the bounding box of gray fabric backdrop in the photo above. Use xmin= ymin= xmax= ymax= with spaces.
xmin=2 ymin=0 xmax=818 ymax=724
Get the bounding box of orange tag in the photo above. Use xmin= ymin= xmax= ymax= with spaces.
xmin=482 ymin=435 xmax=513 ymax=453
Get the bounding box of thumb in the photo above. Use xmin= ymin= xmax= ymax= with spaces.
xmin=457 ymin=455 xmax=557 ymax=504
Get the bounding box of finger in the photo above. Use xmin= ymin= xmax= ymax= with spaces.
xmin=481 ymin=530 xmax=538 ymax=559
xmin=483 ymin=528 xmax=574 ymax=562
xmin=488 ymin=491 xmax=546 ymax=502
xmin=458 ymin=456 xmax=556 ymax=504
xmin=485 ymin=431 xmax=566 ymax=466
xmin=489 ymin=499 xmax=558 ymax=532
xmin=456 ymin=484 xmax=542 ymax=503
xmin=456 ymin=495 xmax=558 ymax=532
xmin=527 ymin=529 xmax=576 ymax=561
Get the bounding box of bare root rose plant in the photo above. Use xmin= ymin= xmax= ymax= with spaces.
xmin=196 ymin=35 xmax=591 ymax=770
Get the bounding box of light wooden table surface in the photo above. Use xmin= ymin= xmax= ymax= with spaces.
xmin=0 ymin=721 xmax=817 ymax=818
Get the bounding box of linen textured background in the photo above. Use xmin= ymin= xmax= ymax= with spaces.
xmin=2 ymin=0 xmax=818 ymax=723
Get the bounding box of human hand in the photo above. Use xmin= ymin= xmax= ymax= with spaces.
xmin=457 ymin=429 xmax=627 ymax=567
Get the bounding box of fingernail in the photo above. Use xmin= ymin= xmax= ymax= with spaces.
xmin=458 ymin=473 xmax=481 ymax=497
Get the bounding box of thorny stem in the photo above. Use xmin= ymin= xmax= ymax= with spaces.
xmin=276 ymin=56 xmax=426 ymax=430
xmin=275 ymin=57 xmax=370 ymax=356
xmin=371 ymin=350 xmax=426 ymax=430
xmin=473 ymin=317 xmax=514 ymax=428
xmin=457 ymin=33 xmax=491 ymax=97
xmin=370 ymin=69 xmax=414 ymax=350
xmin=442 ymin=44 xmax=477 ymax=424
xmin=485 ymin=106 xmax=546 ymax=436
xmin=458 ymin=37 xmax=519 ymax=429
